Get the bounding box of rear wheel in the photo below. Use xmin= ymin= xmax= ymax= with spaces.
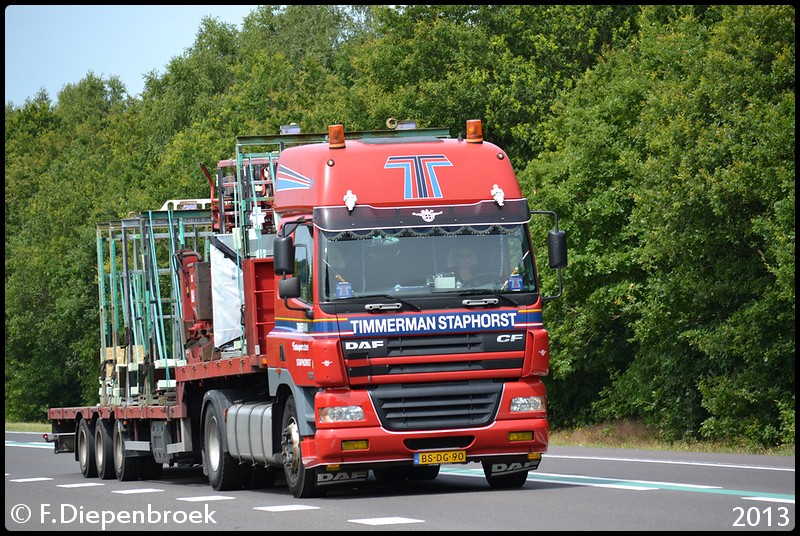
xmin=281 ymin=396 xmax=322 ymax=498
xmin=113 ymin=421 xmax=140 ymax=481
xmin=203 ymin=403 xmax=247 ymax=491
xmin=94 ymin=420 xmax=115 ymax=479
xmin=77 ymin=419 xmax=98 ymax=478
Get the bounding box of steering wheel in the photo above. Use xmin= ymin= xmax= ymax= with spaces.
xmin=465 ymin=272 xmax=505 ymax=287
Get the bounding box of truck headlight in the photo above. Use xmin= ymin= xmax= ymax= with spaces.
xmin=319 ymin=406 xmax=365 ymax=422
xmin=510 ymin=396 xmax=545 ymax=412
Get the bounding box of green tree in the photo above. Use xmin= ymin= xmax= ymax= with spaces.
xmin=5 ymin=75 xmax=135 ymax=420
xmin=525 ymin=5 xmax=794 ymax=446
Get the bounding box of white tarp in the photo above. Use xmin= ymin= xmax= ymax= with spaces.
xmin=210 ymin=239 xmax=241 ymax=348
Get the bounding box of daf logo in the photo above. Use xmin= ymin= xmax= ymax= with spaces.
xmin=344 ymin=340 xmax=385 ymax=350
xmin=497 ymin=334 xmax=524 ymax=343
xmin=411 ymin=209 xmax=443 ymax=223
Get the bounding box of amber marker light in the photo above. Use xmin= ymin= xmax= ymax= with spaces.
xmin=508 ymin=431 xmax=534 ymax=442
xmin=342 ymin=440 xmax=369 ymax=450
xmin=466 ymin=119 xmax=483 ymax=143
xmin=329 ymin=124 xmax=346 ymax=149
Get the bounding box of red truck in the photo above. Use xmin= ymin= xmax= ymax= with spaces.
xmin=46 ymin=120 xmax=567 ymax=498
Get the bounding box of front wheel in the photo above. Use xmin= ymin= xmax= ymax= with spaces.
xmin=281 ymin=396 xmax=322 ymax=498
xmin=482 ymin=462 xmax=529 ymax=488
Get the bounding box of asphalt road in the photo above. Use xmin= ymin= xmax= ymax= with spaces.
xmin=5 ymin=431 xmax=795 ymax=531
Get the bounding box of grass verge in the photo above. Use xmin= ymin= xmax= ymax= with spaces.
xmin=549 ymin=420 xmax=795 ymax=456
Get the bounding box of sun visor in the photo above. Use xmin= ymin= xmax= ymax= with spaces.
xmin=313 ymin=199 xmax=531 ymax=232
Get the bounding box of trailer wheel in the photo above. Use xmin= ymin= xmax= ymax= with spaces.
xmin=94 ymin=420 xmax=115 ymax=479
xmin=77 ymin=419 xmax=98 ymax=478
xmin=281 ymin=396 xmax=322 ymax=498
xmin=482 ymin=462 xmax=529 ymax=489
xmin=203 ymin=403 xmax=247 ymax=491
xmin=113 ymin=421 xmax=140 ymax=481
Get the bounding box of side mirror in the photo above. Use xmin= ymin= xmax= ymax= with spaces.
xmin=547 ymin=229 xmax=567 ymax=269
xmin=278 ymin=277 xmax=301 ymax=299
xmin=274 ymin=236 xmax=295 ymax=275
xmin=531 ymin=210 xmax=567 ymax=302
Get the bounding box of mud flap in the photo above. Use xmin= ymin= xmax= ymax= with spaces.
xmin=315 ymin=469 xmax=370 ymax=486
xmin=486 ymin=457 xmax=540 ymax=477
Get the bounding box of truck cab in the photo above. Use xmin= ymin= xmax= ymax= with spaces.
xmin=263 ymin=121 xmax=566 ymax=496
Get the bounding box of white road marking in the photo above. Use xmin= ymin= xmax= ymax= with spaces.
xmin=742 ymin=497 xmax=795 ymax=504
xmin=545 ymin=454 xmax=794 ymax=472
xmin=349 ymin=517 xmax=425 ymax=526
xmin=112 ymin=488 xmax=164 ymax=494
xmin=177 ymin=495 xmax=236 ymax=502
xmin=254 ymin=505 xmax=321 ymax=512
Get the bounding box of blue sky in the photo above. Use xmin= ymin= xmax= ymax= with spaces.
xmin=4 ymin=5 xmax=257 ymax=106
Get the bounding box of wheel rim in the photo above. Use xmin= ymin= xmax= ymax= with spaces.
xmin=95 ymin=430 xmax=104 ymax=469
xmin=78 ymin=426 xmax=88 ymax=468
xmin=114 ymin=428 xmax=124 ymax=470
xmin=207 ymin=415 xmax=221 ymax=472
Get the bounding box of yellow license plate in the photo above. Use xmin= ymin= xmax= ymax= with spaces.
xmin=414 ymin=450 xmax=466 ymax=465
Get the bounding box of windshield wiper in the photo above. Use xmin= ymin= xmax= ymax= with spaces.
xmin=458 ymin=289 xmax=518 ymax=307
xmin=358 ymin=294 xmax=422 ymax=312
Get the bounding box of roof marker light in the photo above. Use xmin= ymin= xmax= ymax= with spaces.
xmin=466 ymin=119 xmax=483 ymax=143
xmin=329 ymin=124 xmax=346 ymax=149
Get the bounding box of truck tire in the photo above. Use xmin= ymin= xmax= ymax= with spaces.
xmin=113 ymin=421 xmax=141 ymax=481
xmin=281 ymin=396 xmax=322 ymax=498
xmin=482 ymin=462 xmax=529 ymax=489
xmin=77 ymin=419 xmax=98 ymax=478
xmin=203 ymin=402 xmax=247 ymax=491
xmin=94 ymin=420 xmax=115 ymax=479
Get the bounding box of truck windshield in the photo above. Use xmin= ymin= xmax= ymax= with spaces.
xmin=320 ymin=225 xmax=537 ymax=301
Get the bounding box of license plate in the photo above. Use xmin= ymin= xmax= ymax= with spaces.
xmin=414 ymin=450 xmax=466 ymax=465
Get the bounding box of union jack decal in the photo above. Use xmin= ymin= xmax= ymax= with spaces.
xmin=385 ymin=155 xmax=452 ymax=199
xmin=275 ymin=164 xmax=313 ymax=191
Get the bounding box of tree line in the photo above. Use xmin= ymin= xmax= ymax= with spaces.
xmin=5 ymin=5 xmax=794 ymax=448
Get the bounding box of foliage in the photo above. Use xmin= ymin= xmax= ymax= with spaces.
xmin=5 ymin=5 xmax=794 ymax=448
xmin=524 ymin=5 xmax=794 ymax=446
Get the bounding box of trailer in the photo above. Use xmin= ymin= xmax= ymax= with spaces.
xmin=46 ymin=119 xmax=567 ymax=498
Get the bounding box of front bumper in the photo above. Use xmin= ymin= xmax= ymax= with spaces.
xmin=303 ymin=380 xmax=548 ymax=468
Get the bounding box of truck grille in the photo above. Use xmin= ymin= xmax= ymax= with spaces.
xmin=343 ymin=332 xmax=525 ymax=380
xmin=368 ymin=380 xmax=503 ymax=431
